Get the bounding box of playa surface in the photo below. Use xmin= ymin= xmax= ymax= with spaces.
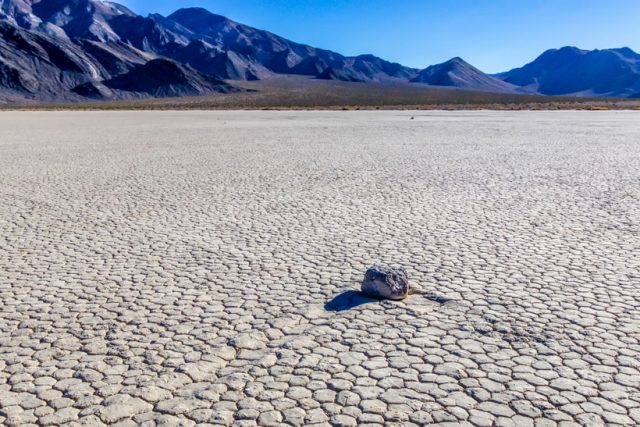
xmin=0 ymin=111 xmax=639 ymax=426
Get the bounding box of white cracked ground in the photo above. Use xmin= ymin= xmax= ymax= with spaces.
xmin=0 ymin=111 xmax=639 ymax=427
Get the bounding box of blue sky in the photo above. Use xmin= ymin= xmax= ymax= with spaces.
xmin=119 ymin=0 xmax=640 ymax=73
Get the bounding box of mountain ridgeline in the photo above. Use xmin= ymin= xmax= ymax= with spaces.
xmin=410 ymin=57 xmax=524 ymax=94
xmin=497 ymin=47 xmax=640 ymax=98
xmin=0 ymin=0 xmax=639 ymax=102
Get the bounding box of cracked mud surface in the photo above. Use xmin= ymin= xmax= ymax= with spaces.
xmin=1 ymin=111 xmax=639 ymax=426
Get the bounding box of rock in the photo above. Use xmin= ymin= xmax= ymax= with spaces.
xmin=361 ymin=265 xmax=410 ymax=300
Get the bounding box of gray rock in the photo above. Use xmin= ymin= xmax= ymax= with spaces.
xmin=361 ymin=265 xmax=410 ymax=300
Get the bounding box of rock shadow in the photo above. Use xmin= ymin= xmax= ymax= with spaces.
xmin=325 ymin=290 xmax=379 ymax=312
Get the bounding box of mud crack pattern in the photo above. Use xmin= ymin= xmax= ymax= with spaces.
xmin=1 ymin=111 xmax=639 ymax=426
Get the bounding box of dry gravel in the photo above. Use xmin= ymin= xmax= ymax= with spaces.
xmin=1 ymin=111 xmax=639 ymax=427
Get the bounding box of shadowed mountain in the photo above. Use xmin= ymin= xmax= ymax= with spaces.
xmin=0 ymin=19 xmax=151 ymax=101
xmin=97 ymin=58 xmax=237 ymax=98
xmin=168 ymin=39 xmax=272 ymax=80
xmin=1 ymin=0 xmax=39 ymax=28
xmin=316 ymin=66 xmax=366 ymax=82
xmin=0 ymin=1 xmax=239 ymax=101
xmin=106 ymin=13 xmax=193 ymax=53
xmin=2 ymin=0 xmax=639 ymax=102
xmin=30 ymin=0 xmax=135 ymax=42
xmin=411 ymin=57 xmax=523 ymax=93
xmin=166 ymin=7 xmax=418 ymax=82
xmin=0 ymin=1 xmax=419 ymax=101
xmin=316 ymin=54 xmax=418 ymax=83
xmin=497 ymin=46 xmax=640 ymax=97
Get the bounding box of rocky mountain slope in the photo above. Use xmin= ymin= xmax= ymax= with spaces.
xmin=0 ymin=0 xmax=638 ymax=102
xmin=0 ymin=0 xmax=238 ymax=101
xmin=410 ymin=57 xmax=525 ymax=93
xmin=0 ymin=19 xmax=152 ymax=101
xmin=496 ymin=47 xmax=640 ymax=97
xmin=0 ymin=0 xmax=420 ymax=101
xmin=165 ymin=8 xmax=418 ymax=83
xmin=73 ymin=58 xmax=236 ymax=99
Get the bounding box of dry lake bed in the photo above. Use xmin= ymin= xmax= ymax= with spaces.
xmin=0 ymin=111 xmax=639 ymax=427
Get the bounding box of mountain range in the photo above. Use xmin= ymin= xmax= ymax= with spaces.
xmin=1 ymin=0 xmax=639 ymax=102
xmin=497 ymin=46 xmax=640 ymax=98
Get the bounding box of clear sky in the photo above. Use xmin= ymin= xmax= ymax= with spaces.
xmin=118 ymin=0 xmax=640 ymax=73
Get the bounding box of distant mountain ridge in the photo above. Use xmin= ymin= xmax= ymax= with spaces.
xmin=0 ymin=0 xmax=639 ymax=102
xmin=410 ymin=57 xmax=526 ymax=94
xmin=163 ymin=7 xmax=419 ymax=83
xmin=496 ymin=46 xmax=640 ymax=97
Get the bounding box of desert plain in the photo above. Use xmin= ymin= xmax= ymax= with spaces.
xmin=0 ymin=111 xmax=639 ymax=426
